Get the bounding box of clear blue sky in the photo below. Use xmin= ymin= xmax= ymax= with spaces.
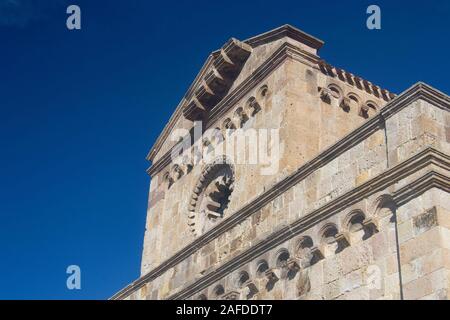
xmin=0 ymin=0 xmax=449 ymax=299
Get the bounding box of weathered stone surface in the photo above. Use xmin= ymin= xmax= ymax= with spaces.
xmin=111 ymin=25 xmax=450 ymax=301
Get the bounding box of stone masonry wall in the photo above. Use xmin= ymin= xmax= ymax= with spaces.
xmin=140 ymin=47 xmax=388 ymax=275
xmin=115 ymin=27 xmax=449 ymax=300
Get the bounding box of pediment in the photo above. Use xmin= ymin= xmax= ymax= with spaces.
xmin=147 ymin=25 xmax=325 ymax=164
xmin=183 ymin=38 xmax=252 ymax=121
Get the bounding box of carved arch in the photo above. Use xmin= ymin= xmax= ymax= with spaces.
xmin=162 ymin=171 xmax=173 ymax=189
xmin=360 ymin=100 xmax=378 ymax=118
xmin=274 ymin=248 xmax=290 ymax=268
xmin=171 ymin=164 xmax=184 ymax=180
xmin=319 ymin=222 xmax=348 ymax=255
xmin=372 ymin=194 xmax=397 ymax=228
xmin=319 ymin=223 xmax=339 ymax=244
xmin=341 ymin=92 xmax=360 ymax=112
xmin=236 ymin=270 xmax=250 ymax=288
xmin=255 ymin=259 xmax=270 ymax=278
xmin=295 ymin=235 xmax=322 ymax=267
xmin=343 ymin=210 xmax=376 ymax=242
xmin=212 ymin=284 xmax=225 ymax=299
xmin=187 ymin=156 xmax=235 ymax=236
xmin=327 ymin=83 xmax=343 ymax=99
xmin=196 ymin=293 xmax=207 ymax=300
xmin=233 ymin=106 xmax=249 ymax=128
xmin=257 ymin=84 xmax=270 ymax=101
xmin=245 ymin=96 xmax=261 ymax=117
xmin=343 ymin=210 xmax=366 ymax=232
xmin=222 ymin=118 xmax=236 ymax=135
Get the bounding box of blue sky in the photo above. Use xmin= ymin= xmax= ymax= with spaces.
xmin=0 ymin=0 xmax=449 ymax=299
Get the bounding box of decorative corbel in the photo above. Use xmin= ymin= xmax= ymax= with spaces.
xmin=241 ymin=280 xmax=258 ymax=299
xmin=264 ymin=268 xmax=280 ymax=285
xmin=362 ymin=217 xmax=379 ymax=234
xmin=284 ymin=257 xmax=301 ymax=279
xmin=340 ymin=97 xmax=351 ymax=111
xmin=202 ymin=136 xmax=211 ymax=147
xmin=300 ymin=246 xmax=323 ymax=268
xmin=319 ymin=87 xmax=331 ymax=103
xmin=246 ymin=98 xmax=261 ymax=116
xmin=172 ymin=165 xmax=184 ymax=180
xmin=234 ymin=109 xmax=249 ymax=128
xmin=335 ymin=232 xmax=350 ymax=250
xmin=206 ymin=208 xmax=222 ymax=219
xmin=222 ymin=118 xmax=236 ymax=136
xmin=311 ymin=246 xmax=324 ymax=261
xmin=163 ymin=172 xmax=174 ymax=189
xmin=183 ymin=161 xmax=193 ymax=174
xmin=359 ymin=103 xmax=370 ymax=118
xmin=223 ymin=291 xmax=239 ymax=300
xmin=287 ymin=257 xmax=300 ymax=273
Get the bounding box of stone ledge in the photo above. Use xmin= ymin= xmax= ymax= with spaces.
xmin=243 ymin=24 xmax=324 ymax=50
xmin=147 ymin=41 xmax=320 ymax=177
xmin=166 ymin=154 xmax=449 ymax=299
xmin=111 ymin=147 xmax=450 ymax=300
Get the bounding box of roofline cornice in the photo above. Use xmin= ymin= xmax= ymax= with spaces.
xmin=243 ymin=24 xmax=324 ymax=50
xmin=381 ymin=82 xmax=450 ymax=119
xmin=146 ymin=54 xmax=216 ymax=161
xmin=146 ymin=42 xmax=397 ymax=178
xmin=145 ymin=24 xmax=401 ymax=166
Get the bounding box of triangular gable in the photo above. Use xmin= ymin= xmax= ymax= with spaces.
xmin=147 ymin=25 xmax=324 ymax=162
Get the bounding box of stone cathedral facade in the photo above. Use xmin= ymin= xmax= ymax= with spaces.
xmin=112 ymin=25 xmax=450 ymax=300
